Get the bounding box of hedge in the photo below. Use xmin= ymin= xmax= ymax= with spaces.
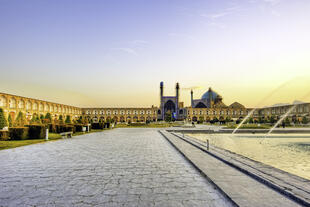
xmin=0 ymin=130 xmax=9 ymax=140
xmin=48 ymin=124 xmax=75 ymax=133
xmin=9 ymin=127 xmax=29 ymax=140
xmin=74 ymin=124 xmax=84 ymax=132
xmin=91 ymin=123 xmax=104 ymax=129
xmin=129 ymin=123 xmax=146 ymax=126
xmin=25 ymin=125 xmax=46 ymax=139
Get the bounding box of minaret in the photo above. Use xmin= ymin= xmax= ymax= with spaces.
xmin=160 ymin=82 xmax=164 ymax=120
xmin=176 ymin=83 xmax=179 ymax=119
xmin=160 ymin=81 xmax=164 ymax=100
xmin=191 ymin=90 xmax=194 ymax=107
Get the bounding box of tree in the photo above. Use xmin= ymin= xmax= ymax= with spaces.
xmin=40 ymin=114 xmax=44 ymax=120
xmin=269 ymin=116 xmax=276 ymax=124
xmin=302 ymin=116 xmax=309 ymax=125
xmin=199 ymin=116 xmax=204 ymax=123
xmin=8 ymin=114 xmax=13 ymax=127
xmin=45 ymin=113 xmax=52 ymax=123
xmin=284 ymin=117 xmax=290 ymax=125
xmin=248 ymin=117 xmax=254 ymax=124
xmin=225 ymin=116 xmax=232 ymax=123
xmin=65 ymin=115 xmax=71 ymax=124
xmin=212 ymin=117 xmax=219 ymax=123
xmin=0 ymin=108 xmax=8 ymax=129
xmin=14 ymin=111 xmax=26 ymax=127
xmin=30 ymin=114 xmax=41 ymax=124
xmin=58 ymin=115 xmax=64 ymax=124
xmin=164 ymin=112 xmax=172 ymax=122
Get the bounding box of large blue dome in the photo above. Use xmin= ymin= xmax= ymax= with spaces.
xmin=201 ymin=88 xmax=219 ymax=100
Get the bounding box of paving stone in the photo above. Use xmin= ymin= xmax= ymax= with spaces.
xmin=0 ymin=128 xmax=232 ymax=207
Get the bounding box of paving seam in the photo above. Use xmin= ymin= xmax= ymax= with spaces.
xmin=158 ymin=130 xmax=239 ymax=207
xmin=169 ymin=131 xmax=309 ymax=207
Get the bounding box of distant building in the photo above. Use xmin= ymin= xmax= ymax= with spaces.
xmin=159 ymin=82 xmax=186 ymax=121
xmin=187 ymin=87 xmax=250 ymax=122
xmin=1 ymin=82 xmax=309 ymax=123
xmin=0 ymin=92 xmax=82 ymax=122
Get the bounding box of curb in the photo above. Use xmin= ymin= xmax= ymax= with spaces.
xmin=168 ymin=131 xmax=310 ymax=207
xmin=158 ymin=130 xmax=239 ymax=207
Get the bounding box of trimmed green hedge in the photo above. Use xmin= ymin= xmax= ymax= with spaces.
xmin=0 ymin=130 xmax=9 ymax=140
xmin=91 ymin=123 xmax=104 ymax=129
xmin=48 ymin=124 xmax=75 ymax=133
xmin=25 ymin=125 xmax=46 ymax=139
xmin=74 ymin=124 xmax=84 ymax=132
xmin=9 ymin=127 xmax=29 ymax=140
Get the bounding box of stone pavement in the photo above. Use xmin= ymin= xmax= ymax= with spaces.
xmin=175 ymin=132 xmax=310 ymax=206
xmin=0 ymin=128 xmax=234 ymax=207
xmin=160 ymin=130 xmax=304 ymax=207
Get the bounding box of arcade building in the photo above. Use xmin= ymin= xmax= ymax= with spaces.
xmin=1 ymin=82 xmax=309 ymax=124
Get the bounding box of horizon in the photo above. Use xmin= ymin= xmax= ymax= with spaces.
xmin=1 ymin=0 xmax=310 ymax=107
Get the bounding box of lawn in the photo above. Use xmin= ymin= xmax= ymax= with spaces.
xmin=0 ymin=129 xmax=108 ymax=151
xmin=0 ymin=133 xmax=61 ymax=151
xmin=225 ymin=124 xmax=271 ymax=129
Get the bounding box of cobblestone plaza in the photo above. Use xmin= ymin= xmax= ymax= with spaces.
xmin=0 ymin=129 xmax=233 ymax=207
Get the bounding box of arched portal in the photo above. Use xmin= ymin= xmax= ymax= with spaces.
xmin=164 ymin=100 xmax=176 ymax=114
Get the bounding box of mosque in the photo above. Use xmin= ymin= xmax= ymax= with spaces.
xmin=159 ymin=82 xmax=250 ymax=122
xmin=0 ymin=82 xmax=309 ymax=123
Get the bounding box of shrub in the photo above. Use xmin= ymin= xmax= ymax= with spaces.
xmin=74 ymin=124 xmax=83 ymax=132
xmin=9 ymin=127 xmax=29 ymax=140
xmin=25 ymin=125 xmax=46 ymax=139
xmin=30 ymin=114 xmax=41 ymax=124
xmin=302 ymin=116 xmax=309 ymax=124
xmin=91 ymin=123 xmax=104 ymax=129
xmin=48 ymin=124 xmax=57 ymax=133
xmin=164 ymin=112 xmax=172 ymax=122
xmin=64 ymin=125 xmax=75 ymax=133
xmin=0 ymin=108 xmax=8 ymax=129
xmin=225 ymin=116 xmax=232 ymax=123
xmin=8 ymin=114 xmax=13 ymax=127
xmin=285 ymin=117 xmax=290 ymax=125
xmin=65 ymin=115 xmax=71 ymax=124
xmin=248 ymin=117 xmax=254 ymax=124
xmin=58 ymin=115 xmax=64 ymax=124
xmin=45 ymin=113 xmax=52 ymax=123
xmin=0 ymin=130 xmax=9 ymax=140
xmin=14 ymin=111 xmax=26 ymax=127
xmin=48 ymin=124 xmax=74 ymax=133
xmin=76 ymin=116 xmax=83 ymax=124
xmin=59 ymin=125 xmax=74 ymax=133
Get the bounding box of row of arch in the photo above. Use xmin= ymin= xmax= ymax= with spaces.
xmin=0 ymin=94 xmax=81 ymax=115
xmin=84 ymin=109 xmax=158 ymax=115
xmin=189 ymin=109 xmax=249 ymax=116
xmin=86 ymin=116 xmax=157 ymax=123
xmin=189 ymin=116 xmax=244 ymax=122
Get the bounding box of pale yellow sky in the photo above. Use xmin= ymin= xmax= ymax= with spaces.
xmin=1 ymin=0 xmax=310 ymax=108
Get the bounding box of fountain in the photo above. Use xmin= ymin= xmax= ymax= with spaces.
xmin=232 ymin=108 xmax=256 ymax=134
xmin=264 ymin=91 xmax=310 ymax=138
xmin=232 ymin=77 xmax=301 ymax=134
xmin=264 ymin=104 xmax=298 ymax=138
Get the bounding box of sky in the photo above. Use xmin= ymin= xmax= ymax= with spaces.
xmin=1 ymin=0 xmax=310 ymax=108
